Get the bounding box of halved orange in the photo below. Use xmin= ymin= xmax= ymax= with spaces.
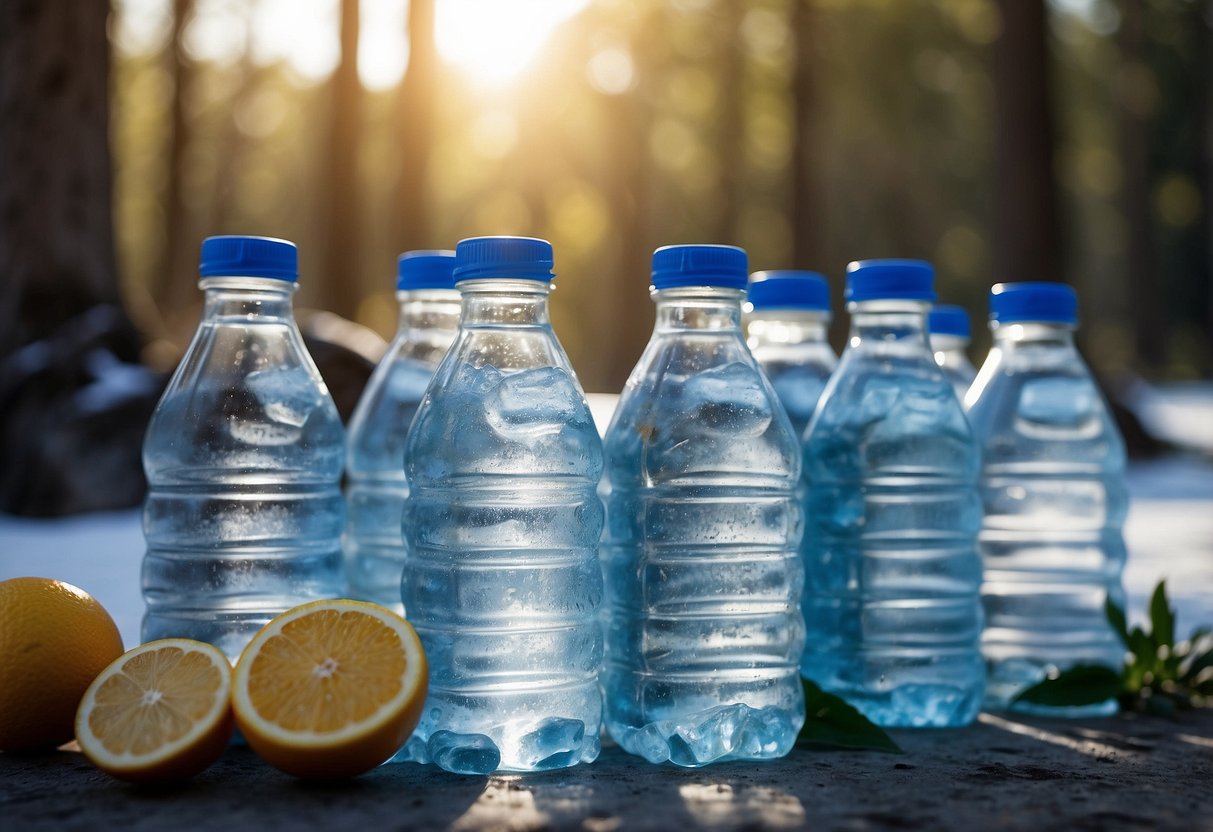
xmin=75 ymin=639 xmax=233 ymax=782
xmin=232 ymin=599 xmax=427 ymax=779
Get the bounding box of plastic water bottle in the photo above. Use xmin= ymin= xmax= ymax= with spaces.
xmin=745 ymin=270 xmax=838 ymax=439
xmin=929 ymin=304 xmax=977 ymax=400
xmin=602 ymin=245 xmax=805 ymax=767
xmin=142 ymin=236 xmax=345 ymax=661
xmin=344 ymin=251 xmax=459 ymax=614
xmin=399 ymin=237 xmax=604 ymax=774
xmin=801 ymin=259 xmax=984 ymax=727
xmin=967 ymin=282 xmax=1128 ymax=716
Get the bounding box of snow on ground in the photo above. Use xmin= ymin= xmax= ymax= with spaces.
xmin=1124 ymin=380 xmax=1213 ymax=454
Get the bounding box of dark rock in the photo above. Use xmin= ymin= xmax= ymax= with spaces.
xmin=0 ymin=305 xmax=163 ymax=516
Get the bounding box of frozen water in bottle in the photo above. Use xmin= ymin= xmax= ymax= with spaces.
xmin=967 ymin=282 xmax=1127 ymax=716
xmin=929 ymin=304 xmax=978 ymax=401
xmin=344 ymin=251 xmax=460 ymax=614
xmin=397 ymin=237 xmax=604 ymax=774
xmin=801 ymin=259 xmax=984 ymax=728
xmin=141 ymin=236 xmax=345 ymax=662
xmin=602 ymin=245 xmax=805 ymax=767
xmin=745 ymin=270 xmax=838 ymax=439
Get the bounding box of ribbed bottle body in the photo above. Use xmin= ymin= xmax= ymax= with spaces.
xmin=399 ymin=279 xmax=604 ymax=774
xmin=142 ymin=280 xmax=344 ymax=662
xmin=801 ymin=302 xmax=985 ymax=727
xmin=345 ymin=291 xmax=459 ymax=613
xmin=603 ymin=289 xmax=805 ymax=767
xmin=968 ymin=326 xmax=1127 ymax=715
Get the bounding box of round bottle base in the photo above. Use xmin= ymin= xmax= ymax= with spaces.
xmin=608 ymin=703 xmax=799 ymax=767
xmin=396 ymin=717 xmax=600 ymax=774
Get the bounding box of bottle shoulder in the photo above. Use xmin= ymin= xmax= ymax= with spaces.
xmin=145 ymin=326 xmax=344 ymax=482
xmin=605 ymin=338 xmax=800 ymax=487
xmin=804 ymin=358 xmax=978 ymax=483
xmin=404 ymin=358 xmax=603 ymax=487
xmin=346 ymin=348 xmax=438 ymax=458
xmin=967 ymin=368 xmax=1127 ymax=469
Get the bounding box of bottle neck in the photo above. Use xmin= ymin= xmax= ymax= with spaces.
xmin=929 ymin=333 xmax=970 ymax=353
xmin=200 ymin=276 xmax=296 ymax=321
xmin=653 ymin=287 xmax=745 ymax=333
xmin=745 ymin=310 xmax=831 ymax=345
xmin=397 ymin=289 xmax=462 ymax=336
xmin=457 ymin=279 xmax=552 ymax=327
xmin=991 ymin=320 xmax=1077 ymax=350
xmin=846 ymin=299 xmax=930 ymax=349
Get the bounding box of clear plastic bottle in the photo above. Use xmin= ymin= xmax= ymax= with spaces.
xmin=142 ymin=236 xmax=345 ymax=661
xmin=399 ymin=237 xmax=604 ymax=774
xmin=602 ymin=245 xmax=805 ymax=767
xmin=967 ymin=282 xmax=1127 ymax=716
xmin=929 ymin=304 xmax=978 ymax=401
xmin=344 ymin=251 xmax=460 ymax=614
xmin=801 ymin=259 xmax=984 ymax=728
xmin=745 ymin=270 xmax=838 ymax=439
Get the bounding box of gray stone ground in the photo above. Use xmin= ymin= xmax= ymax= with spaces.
xmin=3 ymin=709 xmax=1212 ymax=831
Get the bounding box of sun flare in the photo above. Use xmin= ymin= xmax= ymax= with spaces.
xmin=434 ymin=0 xmax=590 ymax=86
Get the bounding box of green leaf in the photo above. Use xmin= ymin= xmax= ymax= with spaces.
xmin=1013 ymin=665 xmax=1125 ymax=707
xmin=1181 ymin=647 xmax=1213 ymax=682
xmin=1127 ymin=627 xmax=1154 ymax=679
xmin=1149 ymin=581 xmax=1175 ymax=649
xmin=1105 ymin=596 xmax=1130 ymax=649
xmin=798 ymin=679 xmax=903 ymax=754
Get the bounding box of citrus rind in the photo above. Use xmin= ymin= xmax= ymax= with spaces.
xmin=231 ymin=599 xmax=428 ymax=779
xmin=74 ymin=638 xmax=234 ymax=782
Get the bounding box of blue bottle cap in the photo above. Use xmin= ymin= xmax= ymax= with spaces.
xmin=845 ymin=259 xmax=936 ymax=303
xmin=990 ymin=282 xmax=1078 ymax=324
xmin=397 ymin=250 xmax=457 ymax=291
xmin=747 ymin=270 xmax=831 ymax=311
xmin=453 ymin=236 xmax=555 ymax=282
xmin=199 ymin=235 xmax=298 ymax=282
xmin=929 ymin=305 xmax=971 ymax=338
xmin=651 ymin=245 xmax=748 ymax=290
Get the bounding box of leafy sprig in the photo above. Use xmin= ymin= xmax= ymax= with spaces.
xmin=797 ymin=679 xmax=903 ymax=753
xmin=1014 ymin=581 xmax=1213 ymax=715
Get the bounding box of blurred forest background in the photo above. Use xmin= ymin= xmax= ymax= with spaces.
xmin=1 ymin=0 xmax=1211 ymax=514
xmin=97 ymin=0 xmax=1213 ymax=389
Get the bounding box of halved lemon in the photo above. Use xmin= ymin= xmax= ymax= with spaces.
xmin=75 ymin=639 xmax=233 ymax=782
xmin=232 ymin=599 xmax=427 ymax=779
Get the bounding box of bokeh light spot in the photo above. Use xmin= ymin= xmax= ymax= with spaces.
xmin=587 ymin=47 xmax=636 ymax=95
xmin=1154 ymin=174 xmax=1202 ymax=228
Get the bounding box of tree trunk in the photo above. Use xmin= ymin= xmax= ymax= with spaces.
xmin=791 ymin=0 xmax=823 ymax=271
xmin=991 ymin=0 xmax=1062 ymax=284
xmin=0 ymin=0 xmax=135 ymax=361
xmin=1204 ymin=0 xmax=1213 ymax=369
xmin=714 ymin=1 xmax=745 ymax=244
xmin=598 ymin=78 xmax=652 ymax=392
xmin=208 ymin=2 xmax=258 ymax=236
xmin=320 ymin=0 xmax=362 ymax=319
xmin=394 ymin=0 xmax=436 ymax=254
xmin=155 ymin=0 xmax=197 ymax=321
xmin=1118 ymin=0 xmax=1164 ymax=369
xmin=0 ymin=0 xmax=157 ymax=516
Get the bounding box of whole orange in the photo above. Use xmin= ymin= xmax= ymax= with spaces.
xmin=0 ymin=577 xmax=125 ymax=751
